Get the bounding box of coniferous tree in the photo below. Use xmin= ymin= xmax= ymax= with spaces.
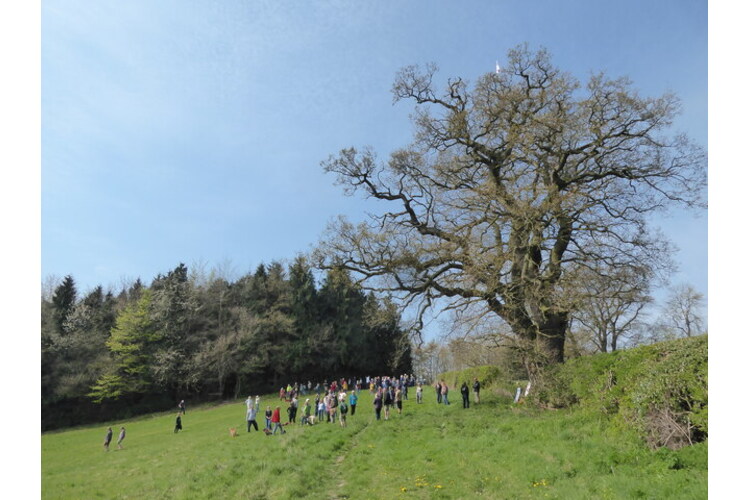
xmin=288 ymin=256 xmax=320 ymax=374
xmin=319 ymin=267 xmax=367 ymax=375
xmin=289 ymin=256 xmax=319 ymax=331
xmin=246 ymin=264 xmax=269 ymax=314
xmin=51 ymin=275 xmax=77 ymax=334
xmin=364 ymin=295 xmax=412 ymax=374
xmin=261 ymin=261 xmax=296 ymax=383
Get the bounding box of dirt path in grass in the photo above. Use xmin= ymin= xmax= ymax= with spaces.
xmin=328 ymin=420 xmax=371 ymax=500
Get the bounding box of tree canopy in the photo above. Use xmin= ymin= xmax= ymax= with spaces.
xmin=41 ymin=260 xmax=412 ymax=429
xmin=318 ymin=45 xmax=706 ymax=371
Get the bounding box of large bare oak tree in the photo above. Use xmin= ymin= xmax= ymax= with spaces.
xmin=318 ymin=45 xmax=706 ymax=370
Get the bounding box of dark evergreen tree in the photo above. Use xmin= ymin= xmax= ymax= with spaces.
xmin=363 ymin=294 xmax=412 ymax=374
xmin=288 ymin=256 xmax=320 ymax=375
xmin=289 ymin=256 xmax=319 ymax=329
xmin=127 ymin=278 xmax=144 ymax=302
xmin=51 ymin=275 xmax=77 ymax=334
xmin=246 ymin=263 xmax=269 ymax=314
xmin=259 ymin=261 xmax=296 ymax=385
xmin=318 ymin=267 xmax=367 ymax=375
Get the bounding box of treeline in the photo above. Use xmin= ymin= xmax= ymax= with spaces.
xmin=41 ymin=257 xmax=412 ymax=430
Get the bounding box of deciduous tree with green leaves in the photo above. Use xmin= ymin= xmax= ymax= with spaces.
xmin=89 ymin=289 xmax=158 ymax=402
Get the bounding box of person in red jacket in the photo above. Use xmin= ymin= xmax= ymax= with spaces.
xmin=271 ymin=406 xmax=286 ymax=435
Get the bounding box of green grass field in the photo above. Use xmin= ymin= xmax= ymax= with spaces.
xmin=41 ymin=389 xmax=707 ymax=499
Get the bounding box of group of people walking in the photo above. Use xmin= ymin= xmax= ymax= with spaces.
xmin=434 ymin=377 xmax=481 ymax=408
xmin=256 ymin=373 xmax=476 ymax=429
xmin=245 ymin=380 xmax=364 ymax=434
xmin=103 ymin=426 xmax=126 ymax=451
xmin=371 ymin=384 xmax=403 ymax=420
xmin=103 ymin=399 xmax=183 ymax=450
xmin=244 ymin=374 xmax=481 ymax=435
xmin=239 ymin=374 xmax=421 ymax=433
xmin=102 ymin=374 xmax=483 ymax=449
xmin=460 ymin=378 xmax=481 ymax=408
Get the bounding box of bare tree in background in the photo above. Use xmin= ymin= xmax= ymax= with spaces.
xmin=655 ymin=283 xmax=706 ymax=339
xmin=42 ymin=274 xmax=61 ymax=302
xmin=411 ymin=341 xmax=451 ymax=382
xmin=571 ymin=266 xmax=654 ymax=352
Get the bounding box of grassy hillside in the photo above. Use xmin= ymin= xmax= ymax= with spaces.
xmin=42 ymin=383 xmax=707 ymax=498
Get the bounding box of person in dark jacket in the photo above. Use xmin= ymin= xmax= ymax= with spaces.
xmin=265 ymin=406 xmax=273 ymax=431
xmin=338 ymin=400 xmax=348 ymax=427
xmin=103 ymin=427 xmax=113 ymax=451
xmin=288 ymin=397 xmax=298 ymax=424
xmin=373 ymin=392 xmax=383 ymax=421
xmin=473 ymin=378 xmax=481 ymax=404
xmin=383 ymin=387 xmax=394 ymax=420
xmin=461 ymin=382 xmax=470 ymax=408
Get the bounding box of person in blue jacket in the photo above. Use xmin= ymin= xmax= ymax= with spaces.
xmin=349 ymin=391 xmax=358 ymax=416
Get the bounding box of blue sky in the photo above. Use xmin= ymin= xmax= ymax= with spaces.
xmin=41 ymin=0 xmax=707 ymax=315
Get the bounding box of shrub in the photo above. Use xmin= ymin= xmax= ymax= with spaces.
xmin=529 ymin=336 xmax=707 ymax=449
xmin=618 ymin=336 xmax=708 ymax=449
xmin=526 ymin=363 xmax=578 ymax=409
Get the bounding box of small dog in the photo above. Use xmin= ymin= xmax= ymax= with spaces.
xmin=229 ymin=427 xmax=238 ymax=438
xmin=262 ymin=427 xmax=272 ymax=436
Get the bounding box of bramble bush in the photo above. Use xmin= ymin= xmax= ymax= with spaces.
xmin=530 ymin=335 xmax=707 ymax=449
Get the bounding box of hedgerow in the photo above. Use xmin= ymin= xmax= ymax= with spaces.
xmin=532 ymin=335 xmax=707 ymax=449
xmin=441 ymin=335 xmax=707 ymax=450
